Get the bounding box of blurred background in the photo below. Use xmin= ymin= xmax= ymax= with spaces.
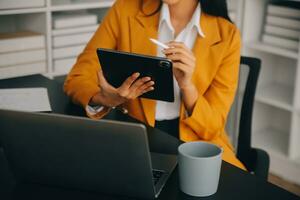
xmin=0 ymin=0 xmax=299 ymax=196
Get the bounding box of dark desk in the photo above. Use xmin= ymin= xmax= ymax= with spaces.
xmin=0 ymin=75 xmax=299 ymax=200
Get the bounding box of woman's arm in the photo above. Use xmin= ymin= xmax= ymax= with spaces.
xmin=163 ymin=41 xmax=199 ymax=115
xmin=180 ymin=85 xmax=198 ymax=115
xmin=165 ymin=28 xmax=241 ymax=140
xmin=64 ymin=0 xmax=154 ymax=118
xmin=183 ymin=28 xmax=241 ymax=140
xmin=64 ymin=0 xmax=122 ymax=108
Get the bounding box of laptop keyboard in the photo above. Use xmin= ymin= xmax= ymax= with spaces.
xmin=152 ymin=169 xmax=165 ymax=185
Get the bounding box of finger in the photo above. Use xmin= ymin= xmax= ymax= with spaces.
xmin=129 ymin=76 xmax=151 ymax=91
xmin=167 ymin=41 xmax=189 ymax=51
xmin=119 ymin=72 xmax=140 ymax=90
xmin=97 ymin=69 xmax=103 ymax=83
xmin=97 ymin=70 xmax=109 ymax=87
xmin=126 ymin=79 xmax=154 ymax=99
xmin=164 ymin=49 xmax=194 ymax=62
xmin=164 ymin=46 xmax=190 ymax=55
xmin=129 ymin=86 xmax=154 ymax=98
xmin=136 ymin=80 xmax=155 ymax=94
xmin=163 ymin=47 xmax=194 ymax=61
xmin=127 ymin=79 xmax=153 ymax=99
xmin=167 ymin=43 xmax=194 ymax=60
xmin=166 ymin=53 xmax=194 ymax=67
xmin=142 ymin=86 xmax=155 ymax=94
xmin=166 ymin=53 xmax=186 ymax=63
xmin=172 ymin=62 xmax=190 ymax=73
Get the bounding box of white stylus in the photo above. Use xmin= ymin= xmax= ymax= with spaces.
xmin=149 ymin=38 xmax=170 ymax=49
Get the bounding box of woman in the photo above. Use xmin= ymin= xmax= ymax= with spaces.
xmin=64 ymin=0 xmax=246 ymax=169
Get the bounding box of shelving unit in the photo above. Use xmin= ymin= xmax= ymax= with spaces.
xmin=241 ymin=0 xmax=300 ymax=185
xmin=245 ymin=41 xmax=299 ymax=60
xmin=51 ymin=0 xmax=113 ymax=12
xmin=0 ymin=0 xmax=114 ymax=79
xmin=0 ymin=10 xmax=47 ymax=79
xmin=253 ymin=128 xmax=289 ymax=157
xmin=256 ymin=82 xmax=294 ymax=111
xmin=252 ymin=102 xmax=291 ymax=157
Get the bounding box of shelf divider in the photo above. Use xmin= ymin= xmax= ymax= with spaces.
xmin=245 ymin=41 xmax=299 ymax=60
xmin=50 ymin=0 xmax=114 ymax=12
xmin=0 ymin=7 xmax=47 ymax=15
xmin=252 ymin=128 xmax=289 ymax=158
xmin=255 ymin=83 xmax=294 ymax=112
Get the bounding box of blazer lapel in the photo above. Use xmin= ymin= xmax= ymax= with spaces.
xmin=191 ymin=13 xmax=222 ymax=91
xmin=128 ymin=1 xmax=160 ymax=126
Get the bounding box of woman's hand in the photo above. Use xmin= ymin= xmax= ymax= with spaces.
xmin=90 ymin=70 xmax=155 ymax=107
xmin=163 ymin=41 xmax=196 ymax=90
xmin=163 ymin=41 xmax=198 ymax=115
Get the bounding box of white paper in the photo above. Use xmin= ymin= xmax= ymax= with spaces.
xmin=0 ymin=88 xmax=52 ymax=112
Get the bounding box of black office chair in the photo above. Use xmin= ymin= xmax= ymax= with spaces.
xmin=235 ymin=56 xmax=270 ymax=180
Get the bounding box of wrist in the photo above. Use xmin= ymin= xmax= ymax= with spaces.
xmin=180 ymin=83 xmax=198 ymax=116
xmin=180 ymin=82 xmax=197 ymax=93
xmin=92 ymin=91 xmax=124 ymax=108
xmin=181 ymin=85 xmax=198 ymax=101
xmin=90 ymin=91 xmax=110 ymax=107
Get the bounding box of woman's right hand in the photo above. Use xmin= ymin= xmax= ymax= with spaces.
xmin=90 ymin=70 xmax=155 ymax=107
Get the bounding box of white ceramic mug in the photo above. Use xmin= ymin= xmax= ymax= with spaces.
xmin=178 ymin=141 xmax=223 ymax=197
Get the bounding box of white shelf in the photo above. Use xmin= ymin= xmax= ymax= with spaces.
xmin=245 ymin=41 xmax=299 ymax=60
xmin=0 ymin=1 xmax=115 ymax=14
xmin=296 ymin=157 xmax=300 ymax=165
xmin=50 ymin=0 xmax=114 ymax=12
xmin=255 ymin=83 xmax=294 ymax=112
xmin=0 ymin=7 xmax=47 ymax=15
xmin=252 ymin=128 xmax=289 ymax=157
xmin=51 ymin=71 xmax=69 ymax=77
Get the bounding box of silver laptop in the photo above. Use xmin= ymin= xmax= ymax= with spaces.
xmin=0 ymin=109 xmax=177 ymax=199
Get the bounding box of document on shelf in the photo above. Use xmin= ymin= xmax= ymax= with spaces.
xmin=0 ymin=88 xmax=52 ymax=112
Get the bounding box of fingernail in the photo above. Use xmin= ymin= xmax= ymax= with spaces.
xmin=135 ymin=72 xmax=140 ymax=77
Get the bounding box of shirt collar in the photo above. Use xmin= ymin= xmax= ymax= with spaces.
xmin=159 ymin=3 xmax=205 ymax=38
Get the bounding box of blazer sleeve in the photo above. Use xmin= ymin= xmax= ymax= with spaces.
xmin=182 ymin=28 xmax=241 ymax=140
xmin=63 ymin=0 xmax=123 ymax=112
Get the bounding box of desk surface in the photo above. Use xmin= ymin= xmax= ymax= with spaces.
xmin=0 ymin=75 xmax=299 ymax=200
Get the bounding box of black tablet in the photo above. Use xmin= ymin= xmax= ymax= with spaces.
xmin=97 ymin=48 xmax=174 ymax=102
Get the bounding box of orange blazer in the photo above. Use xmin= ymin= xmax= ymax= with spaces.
xmin=64 ymin=0 xmax=246 ymax=170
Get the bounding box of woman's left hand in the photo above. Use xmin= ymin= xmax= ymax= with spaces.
xmin=163 ymin=41 xmax=196 ymax=90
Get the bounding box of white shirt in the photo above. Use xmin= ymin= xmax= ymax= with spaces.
xmin=155 ymin=3 xmax=205 ymax=121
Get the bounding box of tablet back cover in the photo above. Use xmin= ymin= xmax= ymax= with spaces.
xmin=97 ymin=48 xmax=174 ymax=102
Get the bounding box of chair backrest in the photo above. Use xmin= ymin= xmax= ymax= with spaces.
xmin=236 ymin=56 xmax=261 ymax=170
